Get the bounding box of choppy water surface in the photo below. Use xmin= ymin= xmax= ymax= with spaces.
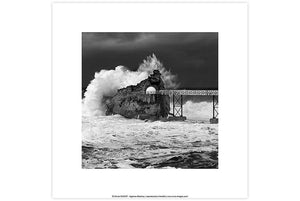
xmin=82 ymin=115 xmax=218 ymax=169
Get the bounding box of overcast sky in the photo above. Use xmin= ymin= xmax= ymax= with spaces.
xmin=82 ymin=32 xmax=218 ymax=91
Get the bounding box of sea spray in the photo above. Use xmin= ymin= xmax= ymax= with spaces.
xmin=82 ymin=66 xmax=148 ymax=116
xmin=183 ymin=100 xmax=213 ymax=121
xmin=138 ymin=54 xmax=179 ymax=89
xmin=82 ymin=54 xmax=178 ymax=116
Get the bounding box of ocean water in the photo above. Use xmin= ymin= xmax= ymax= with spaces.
xmin=82 ymin=115 xmax=218 ymax=169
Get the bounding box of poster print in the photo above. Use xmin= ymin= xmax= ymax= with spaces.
xmin=52 ymin=2 xmax=247 ymax=198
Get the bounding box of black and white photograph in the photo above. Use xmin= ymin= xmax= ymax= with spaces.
xmin=81 ymin=32 xmax=218 ymax=169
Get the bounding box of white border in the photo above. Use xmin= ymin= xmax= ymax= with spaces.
xmin=52 ymin=2 xmax=248 ymax=198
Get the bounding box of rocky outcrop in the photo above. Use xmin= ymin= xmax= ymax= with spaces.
xmin=105 ymin=70 xmax=170 ymax=120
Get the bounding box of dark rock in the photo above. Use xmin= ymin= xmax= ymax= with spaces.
xmin=106 ymin=70 xmax=170 ymax=120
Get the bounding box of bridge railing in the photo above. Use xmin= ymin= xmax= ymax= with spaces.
xmin=157 ymin=90 xmax=218 ymax=96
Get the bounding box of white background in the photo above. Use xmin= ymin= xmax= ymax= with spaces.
xmin=52 ymin=2 xmax=247 ymax=199
xmin=0 ymin=0 xmax=300 ymax=201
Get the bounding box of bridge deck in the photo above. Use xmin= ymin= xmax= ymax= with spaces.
xmin=147 ymin=90 xmax=218 ymax=96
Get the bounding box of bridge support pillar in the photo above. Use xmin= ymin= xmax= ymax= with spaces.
xmin=169 ymin=94 xmax=186 ymax=121
xmin=172 ymin=94 xmax=183 ymax=117
xmin=210 ymin=95 xmax=219 ymax=124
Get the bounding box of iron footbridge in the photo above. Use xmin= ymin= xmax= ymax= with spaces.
xmin=148 ymin=90 xmax=218 ymax=123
